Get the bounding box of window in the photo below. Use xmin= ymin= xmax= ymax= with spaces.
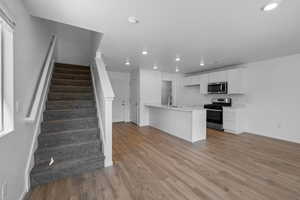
xmin=0 ymin=6 xmax=14 ymax=137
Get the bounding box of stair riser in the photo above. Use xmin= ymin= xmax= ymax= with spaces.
xmin=44 ymin=110 xmax=97 ymax=121
xmin=55 ymin=64 xmax=90 ymax=70
xmin=52 ymin=79 xmax=91 ymax=87
xmin=46 ymin=102 xmax=95 ymax=110
xmin=48 ymin=94 xmax=94 ymax=101
xmin=30 ymin=159 xmax=104 ymax=188
xmin=38 ymin=129 xmax=99 ymax=148
xmin=54 ymin=68 xmax=90 ymax=75
xmin=42 ymin=118 xmax=98 ymax=133
xmin=50 ymin=86 xmax=93 ymax=93
xmin=35 ymin=142 xmax=102 ymax=165
xmin=52 ymin=73 xmax=91 ymax=80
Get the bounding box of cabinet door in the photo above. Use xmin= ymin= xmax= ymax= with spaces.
xmin=183 ymin=75 xmax=200 ymax=86
xmin=208 ymin=71 xmax=227 ymax=83
xmin=199 ymin=74 xmax=208 ymax=94
xmin=192 ymin=75 xmax=201 ymax=85
xmin=183 ymin=76 xmax=193 ymax=86
xmin=223 ymin=110 xmax=237 ymax=132
xmin=228 ymin=68 xmax=244 ymax=94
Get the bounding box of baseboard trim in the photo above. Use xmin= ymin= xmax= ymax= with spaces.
xmin=104 ymin=159 xmax=113 ymax=168
xmin=19 ymin=189 xmax=31 ymax=200
xmin=244 ymin=132 xmax=300 ymax=144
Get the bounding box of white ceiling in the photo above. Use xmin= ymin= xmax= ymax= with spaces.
xmin=24 ymin=0 xmax=300 ymax=73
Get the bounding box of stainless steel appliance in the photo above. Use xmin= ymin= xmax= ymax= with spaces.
xmin=207 ymin=82 xmax=228 ymax=94
xmin=204 ymin=98 xmax=231 ymax=130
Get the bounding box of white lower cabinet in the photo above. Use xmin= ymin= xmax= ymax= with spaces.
xmin=223 ymin=108 xmax=245 ymax=134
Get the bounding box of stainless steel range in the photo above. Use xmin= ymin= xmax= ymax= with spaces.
xmin=204 ymin=98 xmax=232 ymax=131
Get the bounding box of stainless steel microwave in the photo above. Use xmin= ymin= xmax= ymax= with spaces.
xmin=207 ymin=82 xmax=228 ymax=94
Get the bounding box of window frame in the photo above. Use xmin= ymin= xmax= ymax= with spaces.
xmin=0 ymin=22 xmax=2 ymax=132
xmin=0 ymin=14 xmax=14 ymax=138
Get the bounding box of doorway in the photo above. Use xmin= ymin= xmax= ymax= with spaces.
xmin=109 ymin=72 xmax=130 ymax=123
xmin=161 ymin=81 xmax=172 ymax=105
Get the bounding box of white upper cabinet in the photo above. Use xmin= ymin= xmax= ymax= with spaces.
xmin=208 ymin=71 xmax=228 ymax=83
xmin=227 ymin=68 xmax=245 ymax=94
xmin=183 ymin=75 xmax=201 ymax=86
xmin=199 ymin=74 xmax=208 ymax=94
xmin=182 ymin=67 xmax=245 ymax=94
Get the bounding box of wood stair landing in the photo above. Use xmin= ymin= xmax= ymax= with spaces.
xmin=30 ymin=63 xmax=104 ymax=188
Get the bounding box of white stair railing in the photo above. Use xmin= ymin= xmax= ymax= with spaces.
xmin=25 ymin=35 xmax=57 ymax=122
xmin=90 ymin=52 xmax=115 ymax=167
xmin=24 ymin=35 xmax=57 ymax=190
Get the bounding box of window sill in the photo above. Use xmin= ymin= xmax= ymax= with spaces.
xmin=0 ymin=128 xmax=14 ymax=138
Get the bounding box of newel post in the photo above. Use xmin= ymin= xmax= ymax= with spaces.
xmin=104 ymin=97 xmax=114 ymax=167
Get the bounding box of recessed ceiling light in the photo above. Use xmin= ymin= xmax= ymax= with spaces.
xmin=262 ymin=0 xmax=282 ymax=11
xmin=128 ymin=16 xmax=139 ymax=24
xmin=125 ymin=60 xmax=130 ymax=66
xmin=142 ymin=50 xmax=148 ymax=55
xmin=175 ymin=67 xmax=180 ymax=72
xmin=153 ymin=65 xmax=158 ymax=70
xmin=200 ymin=60 xmax=205 ymax=66
xmin=175 ymin=57 xmax=181 ymax=62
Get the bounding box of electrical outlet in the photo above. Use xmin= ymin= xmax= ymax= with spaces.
xmin=1 ymin=182 xmax=7 ymax=200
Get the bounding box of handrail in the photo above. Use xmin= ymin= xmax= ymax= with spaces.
xmin=26 ymin=36 xmax=56 ymax=121
xmin=91 ymin=52 xmax=115 ymax=167
xmin=95 ymin=52 xmax=115 ymax=99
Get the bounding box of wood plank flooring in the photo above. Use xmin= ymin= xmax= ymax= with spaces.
xmin=29 ymin=123 xmax=300 ymax=200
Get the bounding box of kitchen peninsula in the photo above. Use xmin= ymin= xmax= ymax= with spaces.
xmin=144 ymin=104 xmax=206 ymax=143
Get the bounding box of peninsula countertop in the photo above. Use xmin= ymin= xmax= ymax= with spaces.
xmin=144 ymin=104 xmax=205 ymax=112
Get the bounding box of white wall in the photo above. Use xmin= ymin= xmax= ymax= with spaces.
xmin=108 ymin=71 xmax=130 ymax=122
xmin=138 ymin=69 xmax=162 ymax=126
xmin=176 ymin=54 xmax=300 ymax=143
xmin=0 ymin=1 xmax=55 ymax=199
xmin=242 ymin=54 xmax=300 ymax=143
xmin=54 ymin=22 xmax=93 ymax=66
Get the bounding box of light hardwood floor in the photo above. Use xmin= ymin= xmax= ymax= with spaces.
xmin=29 ymin=123 xmax=300 ymax=200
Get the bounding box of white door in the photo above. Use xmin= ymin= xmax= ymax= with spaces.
xmin=110 ymin=74 xmax=129 ymax=122
xmin=130 ymin=74 xmax=138 ymax=124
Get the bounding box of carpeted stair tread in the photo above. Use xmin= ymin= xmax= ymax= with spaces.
xmin=38 ymin=128 xmax=100 ymax=148
xmin=54 ymin=68 xmax=91 ymax=75
xmin=30 ymin=155 xmax=104 ymax=187
xmin=32 ymin=154 xmax=104 ymax=174
xmin=46 ymin=100 xmax=95 ymax=110
xmin=41 ymin=117 xmax=98 ymax=133
xmin=34 ymin=140 xmax=102 ymax=165
xmin=44 ymin=108 xmax=97 ymax=121
xmin=50 ymin=85 xmax=93 ymax=93
xmin=52 ymin=72 xmax=91 ymax=80
xmin=40 ymin=127 xmax=99 ymax=136
xmin=48 ymin=92 xmax=94 ymax=101
xmin=52 ymin=78 xmax=92 ymax=87
xmin=55 ymin=63 xmax=90 ymax=70
xmin=36 ymin=140 xmax=100 ymax=154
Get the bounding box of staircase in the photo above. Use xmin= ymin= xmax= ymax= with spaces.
xmin=30 ymin=63 xmax=104 ymax=187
